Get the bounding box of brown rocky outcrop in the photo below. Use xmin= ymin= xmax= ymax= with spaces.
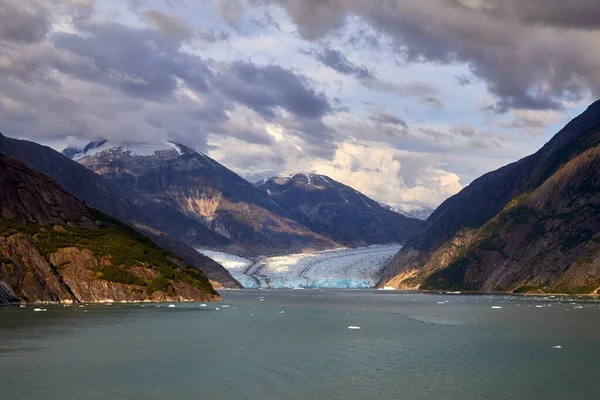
xmin=0 ymin=154 xmax=221 ymax=304
xmin=380 ymin=100 xmax=600 ymax=294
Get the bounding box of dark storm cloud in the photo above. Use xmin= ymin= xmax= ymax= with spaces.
xmin=369 ymin=110 xmax=409 ymax=129
xmin=48 ymin=18 xmax=331 ymax=120
xmin=0 ymin=1 xmax=50 ymax=43
xmin=307 ymin=46 xmax=444 ymax=107
xmin=310 ymin=48 xmax=372 ymax=79
xmin=464 ymin=0 xmax=600 ymax=30
xmin=217 ymin=62 xmax=332 ymax=119
xmin=254 ymin=0 xmax=600 ymax=112
xmin=0 ymin=2 xmax=333 ymax=154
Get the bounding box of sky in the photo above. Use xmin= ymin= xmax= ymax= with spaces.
xmin=0 ymin=0 xmax=598 ymax=210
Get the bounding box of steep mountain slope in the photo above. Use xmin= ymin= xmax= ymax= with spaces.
xmin=379 ymin=101 xmax=600 ymax=294
xmin=256 ymin=173 xmax=422 ymax=246
xmin=0 ymin=133 xmax=240 ymax=289
xmin=0 ymin=154 xmax=220 ymax=304
xmin=65 ymin=141 xmax=338 ymax=256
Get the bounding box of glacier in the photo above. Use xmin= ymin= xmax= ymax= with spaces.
xmin=197 ymin=245 xmax=401 ymax=289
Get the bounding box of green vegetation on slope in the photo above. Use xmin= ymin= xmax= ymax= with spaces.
xmin=0 ymin=209 xmax=217 ymax=296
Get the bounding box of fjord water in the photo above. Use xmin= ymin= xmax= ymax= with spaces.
xmin=1 ymin=291 xmax=599 ymax=400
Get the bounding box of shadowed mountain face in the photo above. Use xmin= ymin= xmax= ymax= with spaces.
xmin=0 ymin=154 xmax=221 ymax=304
xmin=256 ymin=173 xmax=422 ymax=246
xmin=0 ymin=133 xmax=241 ymax=289
xmin=65 ymin=142 xmax=338 ymax=257
xmin=380 ymin=100 xmax=600 ymax=294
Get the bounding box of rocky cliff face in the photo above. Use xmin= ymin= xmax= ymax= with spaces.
xmin=380 ymin=101 xmax=600 ymax=294
xmin=0 ymin=133 xmax=241 ymax=288
xmin=257 ymin=173 xmax=422 ymax=246
xmin=66 ymin=141 xmax=338 ymax=256
xmin=0 ymin=154 xmax=221 ymax=304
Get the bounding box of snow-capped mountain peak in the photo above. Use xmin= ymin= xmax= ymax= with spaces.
xmin=63 ymin=140 xmax=185 ymax=161
xmin=379 ymin=203 xmax=435 ymax=220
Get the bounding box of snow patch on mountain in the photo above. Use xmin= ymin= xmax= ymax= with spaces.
xmin=197 ymin=245 xmax=401 ymax=289
xmin=379 ymin=203 xmax=434 ymax=220
xmin=69 ymin=141 xmax=183 ymax=160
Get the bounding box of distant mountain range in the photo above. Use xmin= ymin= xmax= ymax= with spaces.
xmin=379 ymin=100 xmax=600 ymax=295
xmin=378 ymin=203 xmax=434 ymax=220
xmin=256 ymin=173 xmax=422 ymax=246
xmin=63 ymin=142 xmax=422 ymax=256
xmin=7 ymin=97 xmax=600 ymax=296
xmin=63 ymin=141 xmax=341 ymax=257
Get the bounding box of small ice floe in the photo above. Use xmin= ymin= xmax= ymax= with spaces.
xmin=348 ymin=326 xmax=361 ymax=330
xmin=199 ymin=304 xmax=207 ymax=307
xmin=250 ymin=314 xmax=254 ymax=316
xmin=79 ymin=305 xmax=85 ymax=308
xmin=222 ymin=305 xmax=230 ymax=308
xmin=491 ymin=306 xmax=502 ymax=309
xmin=215 ymin=307 xmax=220 ymax=311
xmin=168 ymin=304 xmax=176 ymax=308
xmin=535 ymin=305 xmax=544 ymax=308
xmin=575 ymin=306 xmax=584 ymax=309
xmin=280 ymin=311 xmax=285 ymax=314
xmin=446 ymin=291 xmax=462 ymax=294
xmin=552 ymin=345 xmax=562 ymax=349
xmin=378 ymin=286 xmax=396 ymax=291
xmin=19 ymin=305 xmax=25 ymax=308
xmin=437 ymin=301 xmax=446 ymax=304
xmin=33 ymin=308 xmax=46 ymax=312
xmin=259 ymin=299 xmax=265 ymax=301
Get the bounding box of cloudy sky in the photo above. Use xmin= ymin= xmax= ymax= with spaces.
xmin=1 ymin=0 xmax=598 ymax=210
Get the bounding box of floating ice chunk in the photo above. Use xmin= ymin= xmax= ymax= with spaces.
xmin=250 ymin=314 xmax=254 ymax=316
xmin=168 ymin=304 xmax=176 ymax=308
xmin=199 ymin=304 xmax=207 ymax=307
xmin=535 ymin=305 xmax=544 ymax=308
xmin=215 ymin=307 xmax=220 ymax=310
xmin=348 ymin=326 xmax=361 ymax=330
xmin=437 ymin=301 xmax=445 ymax=304
xmin=446 ymin=291 xmax=462 ymax=294
xmin=33 ymin=308 xmax=46 ymax=312
xmin=222 ymin=305 xmax=230 ymax=308
xmin=491 ymin=306 xmax=502 ymax=309
xmin=379 ymin=286 xmax=397 ymax=291
xmin=552 ymin=345 xmax=562 ymax=349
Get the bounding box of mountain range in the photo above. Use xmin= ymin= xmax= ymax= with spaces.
xmin=256 ymin=173 xmax=422 ymax=246
xmin=4 ymin=100 xmax=600 ymax=297
xmin=0 ymin=154 xmax=220 ymax=304
xmin=63 ymin=141 xmax=422 ymax=255
xmin=0 ymin=133 xmax=241 ymax=289
xmin=379 ymin=100 xmax=600 ymax=295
